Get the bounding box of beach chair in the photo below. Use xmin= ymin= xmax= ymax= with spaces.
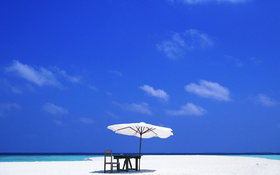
xmin=104 ymin=150 xmax=120 ymax=173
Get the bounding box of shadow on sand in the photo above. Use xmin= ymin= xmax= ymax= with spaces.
xmin=90 ymin=169 xmax=156 ymax=174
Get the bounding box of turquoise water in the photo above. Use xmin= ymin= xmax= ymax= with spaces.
xmin=0 ymin=155 xmax=101 ymax=162
xmin=0 ymin=154 xmax=279 ymax=162
xmin=234 ymin=155 xmax=280 ymax=161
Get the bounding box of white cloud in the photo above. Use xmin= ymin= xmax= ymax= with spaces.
xmin=79 ymin=117 xmax=95 ymax=124
xmin=0 ymin=103 xmax=21 ymax=117
xmin=106 ymin=111 xmax=119 ymax=119
xmin=225 ymin=55 xmax=262 ymax=68
xmin=53 ymin=120 xmax=64 ymax=126
xmin=114 ymin=102 xmax=152 ymax=115
xmin=5 ymin=60 xmax=81 ymax=88
xmin=0 ymin=79 xmax=22 ymax=94
xmin=185 ymin=29 xmax=213 ymax=48
xmin=171 ymin=0 xmax=249 ymax=4
xmin=55 ymin=67 xmax=81 ymax=83
xmin=249 ymin=56 xmax=262 ymax=65
xmin=0 ymin=102 xmax=21 ymax=110
xmin=10 ymin=86 xmax=22 ymax=94
xmin=185 ymin=80 xmax=231 ymax=101
xmin=157 ymin=33 xmax=186 ymax=59
xmin=42 ymin=103 xmax=69 ymax=115
xmin=139 ymin=85 xmax=169 ymax=101
xmin=225 ymin=55 xmax=244 ymax=68
xmin=157 ymin=29 xmax=213 ymax=59
xmin=6 ymin=60 xmax=61 ymax=87
xmin=166 ymin=103 xmax=206 ymax=116
xmin=89 ymin=85 xmax=98 ymax=91
xmin=257 ymin=94 xmax=278 ymax=107
xmin=109 ymin=70 xmax=122 ymax=77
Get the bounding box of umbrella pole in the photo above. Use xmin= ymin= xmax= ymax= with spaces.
xmin=139 ymin=134 xmax=142 ymax=156
xmin=139 ymin=134 xmax=142 ymax=171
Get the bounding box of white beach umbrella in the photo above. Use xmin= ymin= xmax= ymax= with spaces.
xmin=107 ymin=122 xmax=173 ymax=156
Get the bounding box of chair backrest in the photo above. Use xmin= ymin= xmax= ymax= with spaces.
xmin=104 ymin=150 xmax=113 ymax=163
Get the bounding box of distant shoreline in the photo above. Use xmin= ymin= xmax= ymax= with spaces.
xmin=1 ymin=155 xmax=280 ymax=175
xmin=1 ymin=152 xmax=280 ymax=155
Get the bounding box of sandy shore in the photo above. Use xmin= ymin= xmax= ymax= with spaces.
xmin=1 ymin=155 xmax=280 ymax=175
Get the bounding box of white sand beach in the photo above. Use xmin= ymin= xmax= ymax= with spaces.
xmin=1 ymin=155 xmax=280 ymax=175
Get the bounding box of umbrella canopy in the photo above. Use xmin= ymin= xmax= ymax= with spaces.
xmin=107 ymin=122 xmax=173 ymax=155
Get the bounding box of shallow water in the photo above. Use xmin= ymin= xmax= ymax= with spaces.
xmin=0 ymin=154 xmax=279 ymax=162
xmin=234 ymin=154 xmax=280 ymax=161
xmin=0 ymin=155 xmax=101 ymax=162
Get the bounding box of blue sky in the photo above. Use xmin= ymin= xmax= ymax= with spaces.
xmin=0 ymin=0 xmax=280 ymax=153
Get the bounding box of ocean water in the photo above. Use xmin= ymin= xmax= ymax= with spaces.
xmin=234 ymin=155 xmax=280 ymax=161
xmin=0 ymin=154 xmax=101 ymax=162
xmin=0 ymin=154 xmax=279 ymax=162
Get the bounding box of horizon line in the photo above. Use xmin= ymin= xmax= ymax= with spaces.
xmin=1 ymin=152 xmax=280 ymax=155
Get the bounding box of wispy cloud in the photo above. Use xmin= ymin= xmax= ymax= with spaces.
xmin=109 ymin=70 xmax=122 ymax=77
xmin=249 ymin=56 xmax=262 ymax=65
xmin=5 ymin=60 xmax=80 ymax=88
xmin=54 ymin=67 xmax=81 ymax=83
xmin=185 ymin=80 xmax=231 ymax=101
xmin=0 ymin=79 xmax=22 ymax=94
xmin=170 ymin=0 xmax=249 ymax=4
xmin=139 ymin=85 xmax=169 ymax=101
xmin=225 ymin=55 xmax=262 ymax=68
xmin=0 ymin=102 xmax=21 ymax=111
xmin=106 ymin=111 xmax=119 ymax=119
xmin=157 ymin=33 xmax=186 ymax=59
xmin=113 ymin=102 xmax=152 ymax=115
xmin=6 ymin=60 xmax=61 ymax=87
xmin=166 ymin=103 xmax=206 ymax=116
xmin=157 ymin=29 xmax=213 ymax=59
xmin=53 ymin=120 xmax=64 ymax=126
xmin=79 ymin=117 xmax=95 ymax=124
xmin=257 ymin=94 xmax=278 ymax=107
xmin=10 ymin=86 xmax=22 ymax=94
xmin=42 ymin=103 xmax=69 ymax=115
xmin=88 ymin=85 xmax=98 ymax=91
xmin=0 ymin=102 xmax=21 ymax=117
xmin=225 ymin=55 xmax=244 ymax=68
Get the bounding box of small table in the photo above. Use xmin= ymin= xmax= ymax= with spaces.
xmin=114 ymin=155 xmax=141 ymax=172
